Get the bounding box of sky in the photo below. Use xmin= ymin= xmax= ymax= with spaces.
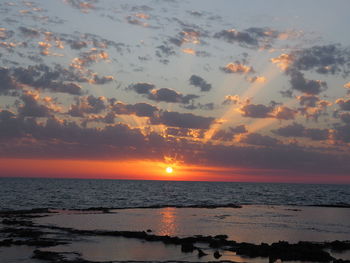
xmin=0 ymin=0 xmax=350 ymax=183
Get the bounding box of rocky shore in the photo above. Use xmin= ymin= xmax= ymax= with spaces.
xmin=1 ymin=208 xmax=350 ymax=263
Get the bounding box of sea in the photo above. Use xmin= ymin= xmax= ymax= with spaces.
xmin=0 ymin=177 xmax=349 ymax=210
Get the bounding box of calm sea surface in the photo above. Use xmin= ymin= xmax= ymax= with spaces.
xmin=0 ymin=177 xmax=349 ymax=210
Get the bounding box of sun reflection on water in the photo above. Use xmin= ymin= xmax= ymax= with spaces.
xmin=158 ymin=207 xmax=177 ymax=236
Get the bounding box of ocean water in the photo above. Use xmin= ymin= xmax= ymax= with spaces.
xmin=0 ymin=177 xmax=349 ymax=210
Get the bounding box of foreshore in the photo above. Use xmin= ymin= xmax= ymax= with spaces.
xmin=1 ymin=206 xmax=350 ymax=263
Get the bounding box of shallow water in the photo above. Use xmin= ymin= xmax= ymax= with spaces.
xmin=1 ymin=178 xmax=349 ymax=210
xmin=37 ymin=205 xmax=350 ymax=243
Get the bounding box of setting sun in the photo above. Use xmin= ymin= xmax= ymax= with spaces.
xmin=166 ymin=167 xmax=173 ymax=174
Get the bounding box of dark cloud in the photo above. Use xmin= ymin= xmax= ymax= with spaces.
xmin=297 ymin=95 xmax=320 ymax=107
xmin=239 ymin=133 xmax=279 ymax=147
xmin=151 ymin=111 xmax=214 ymax=129
xmin=288 ymin=44 xmax=350 ymax=76
xmin=18 ymin=91 xmax=53 ymax=117
xmin=212 ymin=125 xmax=247 ymax=141
xmin=69 ymin=40 xmax=88 ymax=50
xmin=273 ymin=123 xmax=329 ymax=141
xmin=332 ymin=124 xmax=350 ymax=143
xmin=214 ymin=27 xmax=280 ymax=48
xmin=215 ymin=29 xmax=258 ymax=47
xmin=111 ymin=102 xmax=158 ymax=118
xmin=274 ymin=106 xmax=297 ymax=120
xmin=126 ymin=16 xmax=148 ymax=27
xmin=0 ymin=28 xmax=14 ymax=40
xmin=129 ymin=83 xmax=155 ymax=94
xmin=64 ymin=0 xmax=98 ymax=13
xmin=289 ymin=70 xmax=327 ymax=95
xmin=189 ymin=74 xmax=212 ymax=92
xmin=147 ymin=88 xmax=199 ymax=104
xmin=156 ymin=44 xmax=176 ymax=58
xmin=18 ymin=26 xmax=40 ymax=37
xmin=339 ymin=112 xmax=350 ymax=123
xmin=240 ymin=104 xmax=273 ymax=118
xmin=11 ymin=65 xmax=84 ymax=95
xmin=0 ymin=67 xmax=17 ymax=94
xmin=68 ymin=95 xmax=106 ymax=117
xmin=336 ymin=98 xmax=350 ymax=111
xmin=273 ymin=123 xmax=305 ymax=137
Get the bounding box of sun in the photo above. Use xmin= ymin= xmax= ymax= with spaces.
xmin=166 ymin=167 xmax=173 ymax=174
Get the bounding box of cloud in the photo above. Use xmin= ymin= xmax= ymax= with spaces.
xmin=271 ymin=53 xmax=294 ymax=71
xmin=331 ymin=124 xmax=350 ymax=143
xmin=336 ymin=98 xmax=350 ymax=111
xmin=11 ymin=65 xmax=84 ymax=95
xmin=273 ymin=123 xmax=305 ymax=137
xmin=189 ymin=74 xmax=212 ymax=91
xmin=147 ymin=88 xmax=199 ymax=104
xmin=221 ymin=62 xmax=254 ymax=74
xmin=289 ymin=44 xmax=350 ymax=76
xmin=64 ymin=0 xmax=97 ymax=13
xmin=18 ymin=90 xmax=55 ymax=117
xmin=18 ymin=26 xmax=40 ymax=37
xmin=273 ymin=106 xmax=297 ymax=120
xmin=246 ymin=76 xmax=267 ymax=83
xmin=129 ymin=83 xmax=155 ymax=94
xmin=70 ymin=49 xmax=109 ymax=69
xmin=222 ymin=95 xmax=240 ymax=105
xmin=339 ymin=112 xmax=350 ymax=123
xmin=68 ymin=95 xmax=106 ymax=117
xmin=240 ymin=103 xmax=273 ymax=118
xmin=297 ymin=95 xmax=319 ymax=107
xmin=151 ymin=111 xmax=214 ymax=129
xmin=111 ymin=102 xmax=158 ymax=118
xmin=239 ymin=132 xmax=279 ymax=147
xmin=156 ymin=44 xmax=176 ymax=58
xmin=69 ymin=40 xmax=88 ymax=50
xmin=273 ymin=122 xmax=329 ymax=141
xmin=166 ymin=127 xmax=205 ymax=139
xmin=289 ymin=70 xmax=327 ymax=95
xmin=214 ymin=27 xmax=282 ymax=48
xmin=0 ymin=28 xmax=14 ymax=40
xmin=212 ymin=125 xmax=247 ymax=141
xmin=126 ymin=16 xmax=148 ymax=27
xmin=0 ymin=67 xmax=17 ymax=94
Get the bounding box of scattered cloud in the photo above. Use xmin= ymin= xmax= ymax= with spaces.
xmin=189 ymin=74 xmax=212 ymax=92
xmin=221 ymin=62 xmax=254 ymax=74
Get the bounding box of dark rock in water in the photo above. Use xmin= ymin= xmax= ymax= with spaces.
xmin=1 ymin=227 xmax=44 ymax=238
xmin=328 ymin=240 xmax=350 ymax=251
xmin=0 ymin=239 xmax=13 ymax=247
xmin=214 ymin=234 xmax=228 ymax=240
xmin=197 ymin=248 xmax=207 ymax=257
xmin=333 ymin=259 xmax=350 ymax=263
xmin=235 ymin=241 xmax=334 ymax=262
xmin=2 ymin=219 xmax=33 ymax=226
xmin=214 ymin=250 xmax=222 ymax=258
xmin=181 ymin=242 xmax=195 ymax=252
xmin=146 ymin=229 xmax=152 ymax=233
xmin=32 ymin=250 xmax=65 ymax=261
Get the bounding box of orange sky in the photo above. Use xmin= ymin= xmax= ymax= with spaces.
xmin=0 ymin=158 xmax=348 ymax=184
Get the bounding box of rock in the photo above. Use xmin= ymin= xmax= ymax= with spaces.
xmin=181 ymin=242 xmax=195 ymax=252
xmin=146 ymin=229 xmax=152 ymax=233
xmin=32 ymin=250 xmax=64 ymax=261
xmin=197 ymin=248 xmax=207 ymax=257
xmin=214 ymin=250 xmax=222 ymax=259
